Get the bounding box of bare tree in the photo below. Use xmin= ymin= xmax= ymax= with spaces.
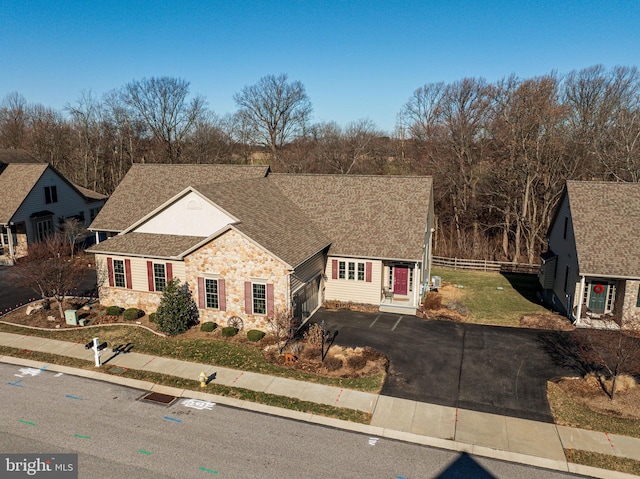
xmin=8 ymin=234 xmax=85 ymax=319
xmin=121 ymin=76 xmax=205 ymax=163
xmin=0 ymin=92 xmax=29 ymax=148
xmin=267 ymin=307 xmax=296 ymax=353
xmin=574 ymin=329 xmax=640 ymax=401
xmin=233 ymin=74 xmax=312 ymax=159
xmin=61 ymin=217 xmax=87 ymax=258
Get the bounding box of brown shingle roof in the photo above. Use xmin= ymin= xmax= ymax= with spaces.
xmin=89 ymin=164 xmax=270 ymax=231
xmin=0 ymin=164 xmax=48 ymax=223
xmin=195 ymin=178 xmax=330 ymax=267
xmin=0 ymin=149 xmax=41 ymax=164
xmin=87 ymin=232 xmax=204 ymax=258
xmin=73 ymin=183 xmax=107 ymax=201
xmin=567 ymin=181 xmax=640 ymax=278
xmin=270 ymin=174 xmax=432 ymax=261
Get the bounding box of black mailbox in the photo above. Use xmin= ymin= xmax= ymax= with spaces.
xmin=84 ymin=341 xmax=94 ymax=350
xmin=96 ymin=342 xmax=108 ymax=351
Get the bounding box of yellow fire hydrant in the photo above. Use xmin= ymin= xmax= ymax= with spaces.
xmin=198 ymin=371 xmax=207 ymax=388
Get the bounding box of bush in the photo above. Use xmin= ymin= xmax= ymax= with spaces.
xmin=105 ymin=306 xmax=124 ymax=316
xmin=123 ymin=308 xmax=144 ymax=321
xmin=155 ymin=278 xmax=199 ymax=336
xmin=324 ymin=356 xmax=343 ymax=371
xmin=422 ymin=291 xmax=442 ymax=310
xmin=247 ymin=329 xmax=266 ymax=342
xmin=200 ymin=322 xmax=217 ymax=332
xmin=446 ymin=301 xmax=469 ymax=316
xmin=148 ymin=313 xmax=157 ymax=323
xmin=347 ymin=355 xmax=367 ymax=371
xmin=300 ymin=345 xmax=321 ymax=360
xmin=221 ymin=326 xmax=239 ymax=337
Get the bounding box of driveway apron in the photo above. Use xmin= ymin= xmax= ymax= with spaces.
xmin=311 ymin=309 xmax=576 ymax=423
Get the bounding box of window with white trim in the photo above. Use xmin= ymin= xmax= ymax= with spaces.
xmin=252 ymin=283 xmax=266 ymax=315
xmin=357 ymin=263 xmax=365 ymax=281
xmin=348 ymin=262 xmax=355 ymax=280
xmin=205 ymin=278 xmax=219 ymax=309
xmin=113 ymin=259 xmax=126 ymax=288
xmin=409 ymin=268 xmax=414 ymax=292
xmin=388 ymin=266 xmax=394 ymax=290
xmin=338 ymin=261 xmax=346 ymax=279
xmin=153 ymin=263 xmax=166 ymax=291
xmin=35 ymin=217 xmax=53 ymax=242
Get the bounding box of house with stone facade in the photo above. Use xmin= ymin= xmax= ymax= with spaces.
xmin=0 ymin=149 xmax=107 ymax=265
xmin=539 ymin=181 xmax=640 ymax=330
xmin=87 ymin=164 xmax=434 ymax=330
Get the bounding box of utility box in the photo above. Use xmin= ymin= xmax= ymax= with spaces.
xmin=431 ymin=276 xmax=442 ymax=289
xmin=64 ymin=309 xmax=78 ymax=325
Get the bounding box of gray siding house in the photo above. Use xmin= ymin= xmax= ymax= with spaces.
xmin=88 ymin=164 xmax=434 ymax=330
xmin=0 ymin=149 xmax=107 ymax=264
xmin=539 ymin=181 xmax=640 ymax=330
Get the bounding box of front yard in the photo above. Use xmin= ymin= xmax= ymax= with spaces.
xmin=430 ymin=267 xmax=556 ymax=327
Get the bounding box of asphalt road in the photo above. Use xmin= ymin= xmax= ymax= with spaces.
xmin=0 ymin=363 xmax=584 ymax=478
xmin=312 ymin=309 xmax=578 ymax=423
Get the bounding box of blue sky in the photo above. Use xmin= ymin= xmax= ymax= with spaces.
xmin=1 ymin=1 xmax=639 ymax=133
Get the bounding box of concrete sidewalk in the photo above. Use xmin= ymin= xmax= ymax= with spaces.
xmin=1 ymin=331 xmax=639 ymax=478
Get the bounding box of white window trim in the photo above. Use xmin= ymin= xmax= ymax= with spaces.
xmin=205 ymin=277 xmax=219 ymax=310
xmin=113 ymin=259 xmax=126 ymax=288
xmin=153 ymin=263 xmax=166 ymax=291
xmin=252 ymin=282 xmax=267 ymax=316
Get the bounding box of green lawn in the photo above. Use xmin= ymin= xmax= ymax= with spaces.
xmin=0 ymin=322 xmax=384 ymax=393
xmin=432 ymin=267 xmax=550 ymax=327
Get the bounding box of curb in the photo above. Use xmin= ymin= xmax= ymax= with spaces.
xmin=3 ymin=355 xmax=634 ymax=479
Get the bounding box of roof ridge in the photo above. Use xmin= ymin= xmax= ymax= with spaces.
xmin=269 ymin=173 xmax=433 ymax=179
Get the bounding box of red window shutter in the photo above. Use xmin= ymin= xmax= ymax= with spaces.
xmin=366 ymin=262 xmax=372 ymax=282
xmin=166 ymin=263 xmax=173 ymax=281
xmin=197 ymin=277 xmax=205 ymax=309
xmin=147 ymin=261 xmax=154 ymax=291
xmin=107 ymin=257 xmax=114 ymax=287
xmin=266 ymin=284 xmax=274 ymax=317
xmin=244 ymin=281 xmax=252 ymax=314
xmin=219 ymin=279 xmax=226 ymax=311
xmin=331 ymin=259 xmax=338 ymax=279
xmin=125 ymin=259 xmax=132 ymax=289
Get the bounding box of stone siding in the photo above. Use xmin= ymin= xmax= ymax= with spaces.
xmin=99 ymin=286 xmax=162 ymax=314
xmin=621 ymin=279 xmax=640 ymax=330
xmin=185 ymin=229 xmax=290 ymax=331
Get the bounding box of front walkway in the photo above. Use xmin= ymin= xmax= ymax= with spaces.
xmin=1 ymin=331 xmax=639 ymax=478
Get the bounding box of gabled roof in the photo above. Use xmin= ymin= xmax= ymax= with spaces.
xmin=0 ymin=163 xmax=48 ymax=223
xmin=0 ymin=148 xmax=40 ymax=164
xmin=566 ymin=181 xmax=640 ymax=278
xmin=270 ymin=174 xmax=433 ymax=261
xmin=88 ymin=232 xmax=206 ymax=259
xmin=195 ymin=178 xmax=331 ymax=267
xmin=89 ymin=164 xmax=270 ymax=231
xmin=73 ymin=183 xmax=108 ymax=201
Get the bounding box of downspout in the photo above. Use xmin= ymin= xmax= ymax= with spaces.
xmin=95 ymin=231 xmax=100 ymax=245
xmin=7 ymin=223 xmax=14 ymax=261
xmin=575 ymin=276 xmax=585 ymax=325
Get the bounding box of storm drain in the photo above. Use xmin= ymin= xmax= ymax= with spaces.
xmin=139 ymin=392 xmax=177 ymax=406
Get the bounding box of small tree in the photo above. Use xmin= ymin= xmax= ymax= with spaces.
xmin=267 ymin=307 xmax=296 ymax=353
xmin=61 ymin=217 xmax=86 ymax=258
xmin=155 ymin=278 xmax=199 ymax=336
xmin=574 ymin=329 xmax=640 ymax=401
xmin=8 ymin=234 xmax=84 ymax=319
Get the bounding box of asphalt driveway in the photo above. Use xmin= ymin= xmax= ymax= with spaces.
xmin=311 ymin=308 xmax=578 ymax=423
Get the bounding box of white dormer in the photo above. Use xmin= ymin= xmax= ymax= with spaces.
xmin=132 ymin=190 xmax=235 ymax=237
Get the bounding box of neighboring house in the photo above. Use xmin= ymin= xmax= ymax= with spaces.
xmin=539 ymin=181 xmax=640 ymax=330
xmin=0 ymin=149 xmax=107 ymax=265
xmin=87 ymin=164 xmax=434 ymax=330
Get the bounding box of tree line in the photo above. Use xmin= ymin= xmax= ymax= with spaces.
xmin=1 ymin=65 xmax=639 ymax=264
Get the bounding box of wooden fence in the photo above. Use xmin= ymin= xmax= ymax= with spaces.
xmin=432 ymin=256 xmax=540 ymax=275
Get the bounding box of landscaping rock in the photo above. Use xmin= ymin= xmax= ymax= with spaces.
xmin=25 ymin=303 xmax=44 ymax=315
xmin=47 ymin=315 xmax=56 ymax=322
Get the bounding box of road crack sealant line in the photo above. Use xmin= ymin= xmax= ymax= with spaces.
xmin=453 ymin=328 xmax=466 ymax=438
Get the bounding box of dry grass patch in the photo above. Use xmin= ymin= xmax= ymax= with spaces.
xmin=565 ymin=450 xmax=640 ymax=476
xmin=548 ymin=377 xmax=640 ymax=438
xmin=520 ymin=313 xmax=575 ymax=331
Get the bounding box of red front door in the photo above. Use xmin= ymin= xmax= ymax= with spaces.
xmin=394 ymin=267 xmax=408 ymax=295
